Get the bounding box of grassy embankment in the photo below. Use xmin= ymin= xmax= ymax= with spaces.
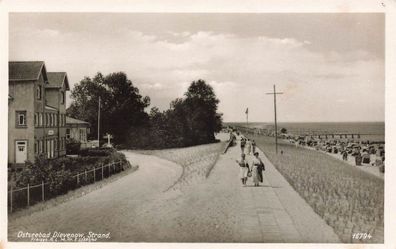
xmin=248 ymin=135 xmax=384 ymax=243
xmin=138 ymin=141 xmax=226 ymax=191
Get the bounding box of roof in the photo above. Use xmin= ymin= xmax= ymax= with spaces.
xmin=47 ymin=72 xmax=70 ymax=91
xmin=45 ymin=105 xmax=58 ymax=111
xmin=66 ymin=116 xmax=90 ymax=126
xmin=9 ymin=61 xmax=48 ymax=82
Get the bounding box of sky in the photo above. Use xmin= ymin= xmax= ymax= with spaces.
xmin=9 ymin=13 xmax=384 ymax=122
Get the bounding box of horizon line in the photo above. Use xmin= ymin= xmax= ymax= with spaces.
xmin=224 ymin=121 xmax=385 ymax=123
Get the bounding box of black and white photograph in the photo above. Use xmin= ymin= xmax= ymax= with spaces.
xmin=1 ymin=0 xmax=395 ymax=247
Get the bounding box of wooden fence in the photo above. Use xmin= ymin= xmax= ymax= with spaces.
xmin=8 ymin=161 xmax=123 ymax=213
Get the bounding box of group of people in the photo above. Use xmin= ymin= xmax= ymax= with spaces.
xmin=227 ymin=131 xmax=265 ymax=186
xmin=236 ymin=137 xmax=265 ymax=187
xmin=236 ymin=152 xmax=265 ymax=187
xmin=240 ymin=137 xmax=256 ymax=155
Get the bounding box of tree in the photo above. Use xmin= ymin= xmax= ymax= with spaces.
xmin=67 ymin=72 xmax=150 ymax=144
xmin=280 ymin=128 xmax=288 ymax=134
xmin=125 ymin=80 xmax=223 ymax=149
xmin=180 ymin=79 xmax=222 ymax=145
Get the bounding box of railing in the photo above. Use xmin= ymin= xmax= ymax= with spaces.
xmin=8 ymin=161 xmax=123 ymax=213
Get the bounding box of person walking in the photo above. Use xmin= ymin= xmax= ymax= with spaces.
xmin=236 ymin=153 xmax=249 ymax=186
xmin=251 ymin=152 xmax=265 ymax=186
xmin=342 ymin=150 xmax=348 ymax=161
xmin=240 ymin=137 xmax=246 ymax=154
xmin=251 ymin=140 xmax=256 ymax=154
xmin=246 ymin=139 xmax=252 ymax=155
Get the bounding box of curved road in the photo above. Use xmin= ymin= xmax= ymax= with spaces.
xmin=8 ymin=152 xmax=182 ymax=242
xmin=8 ymin=135 xmax=340 ymax=243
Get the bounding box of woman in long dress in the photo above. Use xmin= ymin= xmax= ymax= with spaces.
xmin=246 ymin=139 xmax=252 ymax=155
xmin=251 ymin=140 xmax=256 ymax=154
xmin=251 ymin=152 xmax=264 ymax=186
xmin=236 ymin=153 xmax=249 ymax=186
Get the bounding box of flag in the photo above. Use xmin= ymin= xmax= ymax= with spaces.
xmin=245 ymin=108 xmax=248 ymax=114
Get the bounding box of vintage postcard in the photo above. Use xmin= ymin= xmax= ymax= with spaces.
xmin=1 ymin=0 xmax=395 ymax=248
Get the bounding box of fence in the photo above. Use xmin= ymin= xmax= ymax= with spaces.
xmin=8 ymin=160 xmax=123 ymax=213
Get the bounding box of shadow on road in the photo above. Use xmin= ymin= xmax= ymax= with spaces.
xmin=243 ymin=185 xmax=282 ymax=188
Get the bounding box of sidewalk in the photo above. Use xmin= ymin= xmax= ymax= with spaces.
xmin=222 ymin=142 xmax=340 ymax=242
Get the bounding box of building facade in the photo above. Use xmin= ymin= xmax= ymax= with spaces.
xmin=8 ymin=61 xmax=69 ymax=167
xmin=66 ymin=117 xmax=90 ymax=148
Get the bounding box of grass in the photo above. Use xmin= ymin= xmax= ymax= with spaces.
xmin=138 ymin=141 xmax=226 ymax=191
xmin=248 ymin=135 xmax=384 ymax=243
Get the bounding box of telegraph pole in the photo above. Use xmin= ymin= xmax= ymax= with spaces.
xmin=266 ymin=85 xmax=283 ymax=154
xmin=97 ymin=96 xmax=101 ymax=147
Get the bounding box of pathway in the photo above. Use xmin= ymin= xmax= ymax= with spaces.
xmin=8 ymin=133 xmax=340 ymax=243
xmin=213 ymin=140 xmax=339 ymax=243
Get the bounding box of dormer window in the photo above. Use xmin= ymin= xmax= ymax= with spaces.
xmin=37 ymin=85 xmax=42 ymax=100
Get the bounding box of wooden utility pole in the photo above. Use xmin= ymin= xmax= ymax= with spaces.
xmin=97 ymin=96 xmax=101 ymax=147
xmin=266 ymin=85 xmax=283 ymax=154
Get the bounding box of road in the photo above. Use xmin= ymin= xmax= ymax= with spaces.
xmin=8 ymin=133 xmax=339 ymax=242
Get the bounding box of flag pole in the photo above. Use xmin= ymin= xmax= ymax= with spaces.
xmin=246 ymin=108 xmax=248 ymax=127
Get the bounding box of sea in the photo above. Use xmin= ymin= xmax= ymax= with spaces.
xmin=225 ymin=122 xmax=385 ymax=142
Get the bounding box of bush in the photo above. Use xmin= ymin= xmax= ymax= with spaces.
xmin=14 ymin=150 xmax=131 ymax=197
xmin=66 ymin=138 xmax=81 ymax=155
xmin=79 ymin=148 xmax=115 ymax=157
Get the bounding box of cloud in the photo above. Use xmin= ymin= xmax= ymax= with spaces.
xmin=9 ymin=26 xmax=384 ymax=121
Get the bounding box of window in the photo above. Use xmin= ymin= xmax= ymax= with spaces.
xmin=66 ymin=128 xmax=70 ymax=139
xmin=46 ymin=113 xmax=49 ymax=127
xmin=79 ymin=129 xmax=84 ymax=142
xmin=37 ymin=85 xmax=42 ymax=100
xmin=55 ymin=114 xmax=58 ymax=126
xmin=34 ymin=113 xmax=38 ymax=127
xmin=55 ymin=138 xmax=58 ymax=151
xmin=35 ymin=142 xmax=38 ymax=154
xmin=39 ymin=140 xmax=43 ymax=154
xmin=61 ymin=91 xmax=65 ymax=104
xmin=16 ymin=111 xmax=27 ymax=127
xmin=50 ymin=140 xmax=54 ymax=158
xmin=39 ymin=113 xmax=43 ymax=127
xmin=47 ymin=140 xmax=51 ymax=158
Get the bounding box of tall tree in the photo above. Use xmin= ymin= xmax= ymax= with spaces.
xmin=67 ymin=72 xmax=150 ymax=144
xmin=181 ymin=79 xmax=222 ymax=144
